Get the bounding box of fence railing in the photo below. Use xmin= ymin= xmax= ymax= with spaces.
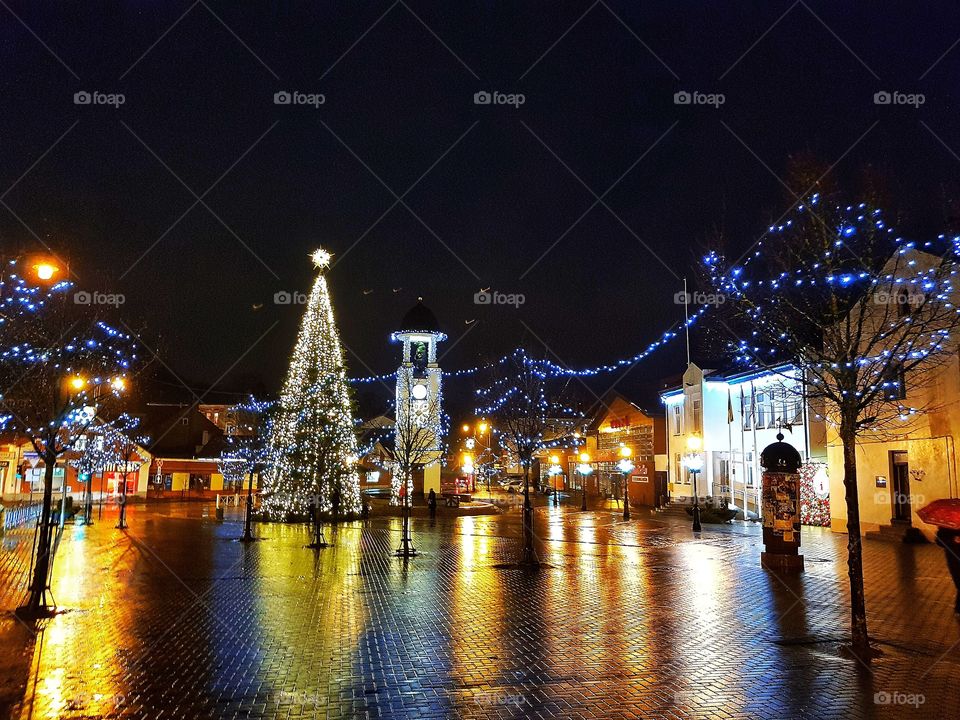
xmin=1 ymin=501 xmax=43 ymax=533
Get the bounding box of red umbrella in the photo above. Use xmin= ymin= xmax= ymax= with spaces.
xmin=918 ymin=499 xmax=960 ymax=531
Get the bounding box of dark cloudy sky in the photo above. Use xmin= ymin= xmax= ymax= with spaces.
xmin=2 ymin=1 xmax=959 ymax=409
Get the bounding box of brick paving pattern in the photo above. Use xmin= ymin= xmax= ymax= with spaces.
xmin=0 ymin=500 xmax=958 ymax=719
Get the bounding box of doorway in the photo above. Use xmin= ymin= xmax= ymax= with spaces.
xmin=890 ymin=451 xmax=911 ymax=523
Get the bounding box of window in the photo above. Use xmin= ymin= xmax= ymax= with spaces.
xmin=789 ymin=390 xmax=803 ymax=424
xmin=882 ymin=363 xmax=906 ymax=400
xmin=756 ymin=392 xmax=766 ymax=429
xmin=672 ymin=404 xmax=682 ymax=435
xmin=896 ymin=288 xmax=910 ymax=319
xmin=692 ymin=399 xmax=702 ymax=433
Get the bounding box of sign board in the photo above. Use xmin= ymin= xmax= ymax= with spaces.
xmin=875 ymin=475 xmax=887 ymax=488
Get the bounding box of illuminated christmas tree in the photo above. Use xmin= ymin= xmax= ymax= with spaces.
xmin=260 ymin=248 xmax=362 ymax=522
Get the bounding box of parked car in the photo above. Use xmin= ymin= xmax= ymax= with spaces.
xmin=500 ymin=478 xmax=524 ymax=494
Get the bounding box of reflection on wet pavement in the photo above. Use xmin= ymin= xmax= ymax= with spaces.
xmin=0 ymin=501 xmax=958 ymax=718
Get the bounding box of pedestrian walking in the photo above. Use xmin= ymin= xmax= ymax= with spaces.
xmin=936 ymin=527 xmax=960 ymax=614
xmin=427 ymin=489 xmax=437 ymax=519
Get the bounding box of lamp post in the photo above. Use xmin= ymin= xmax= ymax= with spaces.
xmin=549 ymin=454 xmax=562 ymax=507
xmin=241 ymin=461 xmax=258 ymax=542
xmin=578 ymin=452 xmax=592 ymax=511
xmin=462 ymin=454 xmax=474 ymax=496
xmin=618 ymin=446 xmax=634 ymax=520
xmin=685 ymin=434 xmax=703 ymax=532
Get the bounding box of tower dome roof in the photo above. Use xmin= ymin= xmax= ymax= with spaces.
xmin=399 ymin=299 xmax=442 ymax=335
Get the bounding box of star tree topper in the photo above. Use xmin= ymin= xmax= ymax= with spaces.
xmin=311 ymin=247 xmax=332 ymax=271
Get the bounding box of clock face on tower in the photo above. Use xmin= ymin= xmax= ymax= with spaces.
xmin=412 ymin=341 xmax=427 ymax=370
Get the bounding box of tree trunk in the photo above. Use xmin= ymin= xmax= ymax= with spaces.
xmin=521 ymin=463 xmax=535 ymax=564
xmin=840 ymin=421 xmax=871 ymax=659
xmin=242 ymin=468 xmax=254 ymax=541
xmin=23 ymin=448 xmax=57 ymax=614
xmin=117 ymin=469 xmax=129 ymax=529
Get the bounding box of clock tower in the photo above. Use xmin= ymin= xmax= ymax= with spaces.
xmin=394 ymin=299 xmax=446 ymax=498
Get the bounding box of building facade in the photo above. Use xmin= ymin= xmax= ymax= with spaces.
xmin=826 ymin=351 xmax=960 ymax=542
xmin=661 ymin=363 xmax=827 ymax=516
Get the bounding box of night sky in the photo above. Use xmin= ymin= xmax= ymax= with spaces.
xmin=3 ymin=2 xmax=959 ymax=412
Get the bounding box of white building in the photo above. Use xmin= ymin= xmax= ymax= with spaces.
xmin=661 ymin=362 xmax=827 ymax=516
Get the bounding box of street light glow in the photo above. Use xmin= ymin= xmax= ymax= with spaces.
xmin=579 ymin=452 xmax=590 ymax=463
xmin=34 ymin=262 xmax=58 ymax=280
xmin=686 ymin=434 xmax=702 ymax=452
xmin=69 ymin=376 xmax=86 ymax=391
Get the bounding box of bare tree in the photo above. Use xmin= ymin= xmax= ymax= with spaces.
xmin=104 ymin=414 xmax=148 ymax=530
xmin=0 ymin=260 xmax=137 ymax=617
xmin=478 ymin=349 xmax=575 ymax=566
xmin=707 ymin=187 xmax=960 ymax=659
xmin=218 ymin=397 xmax=273 ymax=542
xmin=392 ymin=370 xmax=444 ymax=557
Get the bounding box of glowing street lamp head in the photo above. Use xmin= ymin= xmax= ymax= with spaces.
xmin=462 ymin=423 xmax=470 ymax=433
xmin=69 ymin=376 xmax=87 ymax=391
xmin=686 ymin=434 xmax=702 ymax=452
xmin=550 ymin=454 xmax=560 ymax=465
xmin=34 ymin=262 xmax=58 ymax=281
xmin=579 ymin=452 xmax=590 ymax=463
xmin=478 ymin=421 xmax=488 ymax=433
xmin=111 ymin=376 xmax=127 ymax=393
xmin=619 ymin=445 xmax=632 ymax=458
xmin=310 ymin=248 xmax=332 ymax=270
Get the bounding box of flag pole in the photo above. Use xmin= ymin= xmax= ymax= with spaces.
xmin=728 ymin=407 xmax=733 ymax=507
xmin=751 ymin=380 xmax=760 ymax=519
xmin=683 ymin=279 xmax=691 ymax=367
xmin=740 ymin=386 xmax=748 ymax=519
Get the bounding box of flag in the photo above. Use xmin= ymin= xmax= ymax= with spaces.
xmin=739 ymin=385 xmax=746 ymax=421
xmin=727 ymin=387 xmax=734 ymax=424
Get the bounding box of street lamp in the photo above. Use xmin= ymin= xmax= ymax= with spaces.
xmin=34 ymin=262 xmax=58 ymax=281
xmin=618 ymin=446 xmax=634 ymax=520
xmin=685 ymin=434 xmax=703 ymax=532
xmin=578 ymin=452 xmax=592 ymax=511
xmin=548 ymin=454 xmax=562 ymax=507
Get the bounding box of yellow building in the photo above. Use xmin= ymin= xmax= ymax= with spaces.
xmin=827 ymin=350 xmax=960 ymax=542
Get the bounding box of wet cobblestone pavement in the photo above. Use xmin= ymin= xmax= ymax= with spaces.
xmin=1 ymin=501 xmax=959 ymax=719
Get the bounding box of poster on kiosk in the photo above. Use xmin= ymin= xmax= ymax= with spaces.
xmin=760 ymin=432 xmax=804 ymax=572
